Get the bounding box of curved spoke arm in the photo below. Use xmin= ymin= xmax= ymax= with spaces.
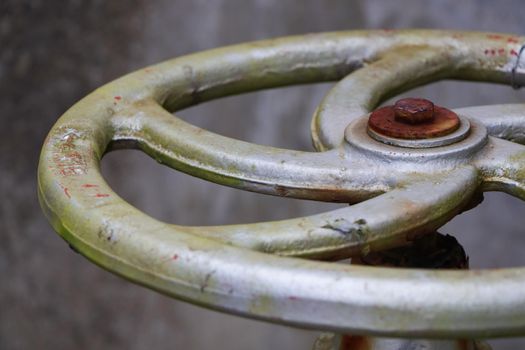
xmin=311 ymin=46 xmax=458 ymax=150
xmin=187 ymin=166 xmax=479 ymax=260
xmin=311 ymin=33 xmax=525 ymax=151
xmin=110 ymin=100 xmax=394 ymax=202
xmin=39 ymin=139 xmax=525 ymax=337
xmin=474 ymin=136 xmax=525 ymax=199
xmin=455 ymin=104 xmax=525 ymax=144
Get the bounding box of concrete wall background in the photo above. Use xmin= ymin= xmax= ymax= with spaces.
xmin=1 ymin=1 xmax=525 ymax=349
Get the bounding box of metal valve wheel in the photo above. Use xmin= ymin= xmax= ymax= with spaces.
xmin=38 ymin=30 xmax=525 ymax=339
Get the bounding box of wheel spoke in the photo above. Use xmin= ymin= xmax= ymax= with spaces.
xmin=454 ymin=104 xmax=525 ymax=144
xmin=110 ymin=100 xmax=396 ymax=203
xmin=311 ymin=46 xmax=455 ymax=150
xmin=474 ymin=136 xmax=525 ymax=199
xmin=188 ymin=167 xmax=479 ymax=260
xmin=40 ymin=139 xmax=523 ymax=337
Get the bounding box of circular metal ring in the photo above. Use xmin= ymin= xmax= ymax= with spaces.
xmin=38 ymin=30 xmax=525 ymax=338
xmin=346 ymin=116 xmax=486 ymax=161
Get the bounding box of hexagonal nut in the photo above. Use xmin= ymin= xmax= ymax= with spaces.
xmin=394 ymin=98 xmax=434 ymax=124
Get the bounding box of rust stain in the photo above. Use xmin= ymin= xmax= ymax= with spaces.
xmin=340 ymin=335 xmax=370 ymax=350
xmin=457 ymin=339 xmax=470 ymax=350
xmin=393 ymin=98 xmax=434 ymax=124
xmin=274 ymin=185 xmax=289 ymax=197
xmin=368 ymin=99 xmax=460 ymax=139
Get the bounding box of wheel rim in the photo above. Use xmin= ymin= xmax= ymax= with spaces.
xmin=38 ymin=30 xmax=525 ymax=337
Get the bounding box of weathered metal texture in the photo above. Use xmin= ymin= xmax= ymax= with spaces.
xmin=337 ymin=233 xmax=475 ymax=350
xmin=38 ymin=30 xmax=525 ymax=338
xmin=354 ymin=232 xmax=469 ymax=269
xmin=394 ymin=98 xmax=435 ymax=124
xmin=367 ymin=115 xmax=471 ymax=149
xmin=368 ymin=102 xmax=460 ymax=139
xmin=313 ymin=333 xmax=491 ymax=350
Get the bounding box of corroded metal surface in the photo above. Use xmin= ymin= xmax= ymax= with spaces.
xmin=313 ymin=333 xmax=491 ymax=350
xmin=367 ymin=115 xmax=471 ymax=149
xmin=338 ymin=233 xmax=475 ymax=349
xmin=316 ymin=234 xmax=484 ymax=350
xmin=38 ymin=30 xmax=525 ymax=338
xmin=368 ymin=101 xmax=460 ymax=139
xmin=394 ymin=98 xmax=435 ymax=124
xmin=355 ymin=232 xmax=469 ymax=269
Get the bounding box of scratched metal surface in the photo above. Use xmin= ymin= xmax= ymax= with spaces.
xmin=38 ymin=29 xmax=525 ymax=338
xmin=4 ymin=1 xmax=525 ymax=350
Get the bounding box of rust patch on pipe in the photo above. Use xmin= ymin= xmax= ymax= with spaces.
xmin=340 ymin=335 xmax=370 ymax=350
xmin=355 ymin=232 xmax=469 ymax=269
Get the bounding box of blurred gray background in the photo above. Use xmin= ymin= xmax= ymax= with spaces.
xmin=2 ymin=0 xmax=525 ymax=349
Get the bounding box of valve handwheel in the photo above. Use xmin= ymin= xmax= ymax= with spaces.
xmin=38 ymin=30 xmax=525 ymax=339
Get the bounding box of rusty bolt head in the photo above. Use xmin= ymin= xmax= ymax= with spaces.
xmin=368 ymin=98 xmax=460 ymax=140
xmin=394 ymin=98 xmax=434 ymax=124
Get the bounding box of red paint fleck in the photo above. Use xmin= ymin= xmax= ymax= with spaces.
xmin=95 ymin=193 xmax=110 ymax=198
xmin=114 ymin=96 xmax=122 ymax=101
xmin=53 ymin=145 xmax=87 ymax=177
xmin=82 ymin=183 xmax=98 ymax=188
xmin=487 ymin=34 xmax=503 ymax=40
xmin=508 ymin=37 xmax=519 ymax=44
xmin=380 ymin=29 xmax=395 ymax=35
xmin=498 ymin=48 xmax=506 ymax=55
xmin=63 ymin=187 xmax=71 ymax=199
xmin=511 ymin=49 xmax=519 ymax=56
xmin=172 ymin=254 xmax=179 ymax=260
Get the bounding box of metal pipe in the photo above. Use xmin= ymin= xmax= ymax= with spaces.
xmin=314 ymin=233 xmax=492 ymax=350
